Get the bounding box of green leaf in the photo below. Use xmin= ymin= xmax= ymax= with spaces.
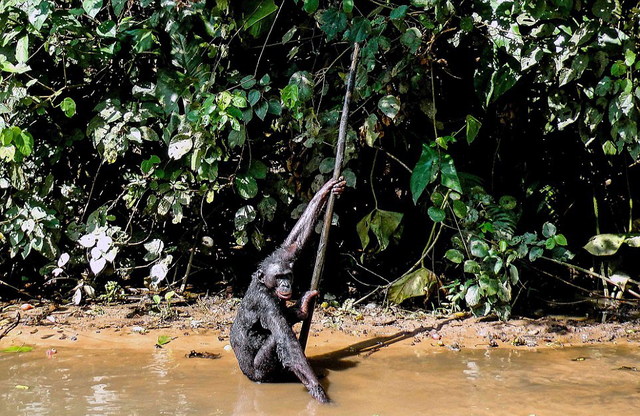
xmin=156 ymin=335 xmax=174 ymax=346
xmin=342 ymin=0 xmax=354 ymax=13
xmin=445 ymin=249 xmax=464 ymax=264
xmin=542 ymin=222 xmax=556 ymax=238
xmin=554 ymin=234 xmax=568 ymax=246
xmin=255 ymin=101 xmax=268 ymax=120
xmin=452 ymin=200 xmax=467 ymax=219
xmin=388 ymin=267 xmax=437 ymax=304
xmin=357 ymin=209 xmax=403 ymax=252
xmin=400 ymin=27 xmax=422 ymax=54
xmin=235 ymin=205 xmax=257 ymax=230
xmin=15 ymin=35 xmax=29 ymax=64
xmin=427 ymin=206 xmax=445 ymax=222
xmin=460 ymin=16 xmax=473 ymax=31
xmin=499 ymin=195 xmax=517 ymax=210
xmin=83 ymin=0 xmax=103 ymax=18
xmin=228 ymin=127 xmax=246 ymax=149
xmin=16 ymin=131 xmax=34 ymax=156
xmin=97 ymin=20 xmax=116 ymax=37
xmin=390 ymin=5 xmax=409 ymax=20
xmin=356 ymin=211 xmax=373 ymax=250
xmin=583 ymin=233 xmax=625 ymax=256
xmin=249 ymin=160 xmax=268 ymax=179
xmin=544 ymin=237 xmax=556 ymax=250
xmin=244 ymin=0 xmax=278 ymax=29
xmin=248 ymin=90 xmax=260 ymax=106
xmin=346 ymin=17 xmax=371 ymax=43
xmin=529 ymin=246 xmax=544 ymax=261
xmin=320 ymin=9 xmax=348 ymax=41
xmin=378 ymin=95 xmax=400 ymax=119
xmin=602 ymin=140 xmax=617 ymax=155
xmin=235 ymin=174 xmax=259 ymax=199
xmin=465 ymin=114 xmax=481 ymax=144
xmin=363 ymin=114 xmax=379 ymax=147
xmin=111 ymin=0 xmax=126 ymax=15
xmin=1 ymin=345 xmax=33 ymax=353
xmin=303 ymin=0 xmax=319 ymax=13
xmin=624 ymin=49 xmax=636 ymax=66
xmin=611 ymin=61 xmax=627 ymax=77
xmin=319 ymin=157 xmax=335 ymax=174
xmin=61 ymin=97 xmax=76 ymax=118
xmin=410 ymin=144 xmax=438 ymax=204
xmin=439 ymin=154 xmax=462 ymax=193
xmin=470 ymin=240 xmax=489 ymax=258
xmin=464 ymin=260 xmax=480 ymax=274
xmin=290 ymin=71 xmax=314 ymax=101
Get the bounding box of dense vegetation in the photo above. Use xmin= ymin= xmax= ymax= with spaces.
xmin=1 ymin=0 xmax=639 ymax=319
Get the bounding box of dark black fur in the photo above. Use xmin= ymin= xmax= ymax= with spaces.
xmin=230 ymin=178 xmax=345 ymax=403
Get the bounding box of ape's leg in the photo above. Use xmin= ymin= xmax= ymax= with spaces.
xmin=252 ymin=335 xmax=278 ymax=380
xmin=275 ymin=328 xmax=330 ymax=403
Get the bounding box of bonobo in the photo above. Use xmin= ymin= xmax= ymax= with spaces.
xmin=230 ymin=177 xmax=345 ymax=403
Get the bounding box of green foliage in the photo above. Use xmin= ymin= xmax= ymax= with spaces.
xmin=0 ymin=0 xmax=635 ymax=318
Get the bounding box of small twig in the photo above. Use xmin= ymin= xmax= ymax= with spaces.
xmin=374 ymin=146 xmax=412 ymax=173
xmin=253 ymin=1 xmax=284 ymax=77
xmin=0 ymin=312 xmax=20 ymax=341
xmin=179 ymin=246 xmax=197 ymax=293
xmin=80 ymin=160 xmax=104 ymax=223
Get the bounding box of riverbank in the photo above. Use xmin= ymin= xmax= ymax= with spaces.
xmin=2 ymin=297 xmax=639 ymax=355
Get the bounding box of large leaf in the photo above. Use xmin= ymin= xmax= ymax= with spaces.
xmin=83 ymin=0 xmax=103 ymax=18
xmin=439 ymin=153 xmax=462 ymax=193
xmin=410 ymin=144 xmax=438 ymax=204
xmin=583 ymin=233 xmax=626 ymax=256
xmin=378 ymin=95 xmax=400 ymax=119
xmin=465 ymin=114 xmax=481 ymax=144
xmin=356 ymin=209 xmax=403 ymax=253
xmin=388 ymin=267 xmax=437 ymax=304
xmin=168 ymin=134 xmax=193 ymax=160
xmin=244 ymin=0 xmax=278 ymax=29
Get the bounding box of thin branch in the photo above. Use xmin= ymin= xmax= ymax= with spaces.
xmin=253 ymin=1 xmax=284 ymax=77
xmin=299 ymin=43 xmax=360 ymax=350
xmin=540 ymin=256 xmax=640 ymax=300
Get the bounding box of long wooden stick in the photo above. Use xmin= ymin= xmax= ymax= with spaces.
xmin=299 ymin=43 xmax=360 ymax=350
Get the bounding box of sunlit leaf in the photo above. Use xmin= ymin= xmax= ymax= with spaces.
xmin=82 ymin=0 xmax=103 ymax=18
xmin=168 ymin=134 xmax=193 ymax=160
xmin=388 ymin=267 xmax=437 ymax=304
xmin=156 ymin=335 xmax=174 ymax=346
xmin=1 ymin=346 xmax=33 ymax=353
xmin=378 ymin=95 xmax=400 ymax=119
xmin=583 ymin=233 xmax=626 ymax=256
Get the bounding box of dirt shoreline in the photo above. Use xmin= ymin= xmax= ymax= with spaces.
xmin=1 ymin=299 xmax=639 ymax=355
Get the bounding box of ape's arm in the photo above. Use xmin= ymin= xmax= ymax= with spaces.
xmin=281 ymin=178 xmax=345 ymax=258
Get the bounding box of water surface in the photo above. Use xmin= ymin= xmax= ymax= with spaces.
xmin=1 ymin=343 xmax=638 ymax=415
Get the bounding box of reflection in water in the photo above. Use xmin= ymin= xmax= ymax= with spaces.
xmin=1 ymin=344 xmax=639 ymax=415
xmin=463 ymin=361 xmax=480 ymax=379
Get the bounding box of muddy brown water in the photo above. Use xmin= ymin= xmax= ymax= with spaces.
xmin=1 ymin=341 xmax=639 ymax=416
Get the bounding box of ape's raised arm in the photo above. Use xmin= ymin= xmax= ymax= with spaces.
xmin=281 ymin=177 xmax=346 ymax=259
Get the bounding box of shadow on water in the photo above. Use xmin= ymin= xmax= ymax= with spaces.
xmin=309 ymin=319 xmax=453 ymax=372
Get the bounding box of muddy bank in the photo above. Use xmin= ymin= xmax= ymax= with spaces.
xmin=1 ymin=298 xmax=639 ymax=353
